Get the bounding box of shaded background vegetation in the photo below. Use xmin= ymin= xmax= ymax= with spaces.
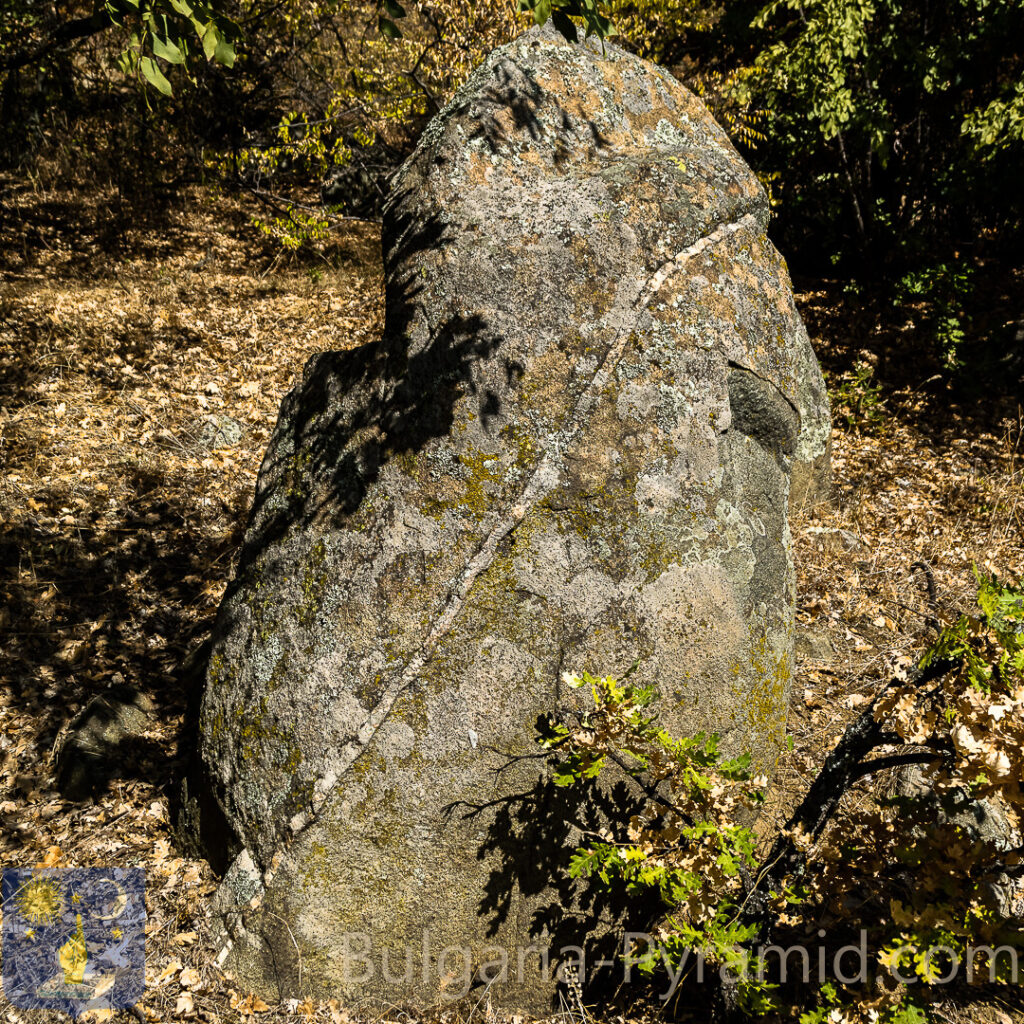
xmin=2 ymin=0 xmax=1021 ymax=389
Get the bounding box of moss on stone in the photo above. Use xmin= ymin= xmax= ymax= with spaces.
xmin=242 ymin=560 xmax=277 ymax=644
xmin=454 ymin=446 xmax=505 ymax=520
xmin=285 ymin=449 xmax=313 ymax=502
xmin=296 ymin=539 xmax=329 ymax=627
xmin=744 ymin=627 xmax=791 ymax=754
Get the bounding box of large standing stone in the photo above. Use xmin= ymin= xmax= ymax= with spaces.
xmin=195 ymin=25 xmax=831 ymax=1011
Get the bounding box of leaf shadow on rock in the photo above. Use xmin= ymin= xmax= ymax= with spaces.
xmin=180 ymin=202 xmax=517 ymax=863
xmin=466 ymin=57 xmax=549 ymax=154
xmin=230 ymin=200 xmax=505 ymax=574
xmin=225 ymin=51 xmax=611 ymax=579
xmin=434 ymin=50 xmax=610 ymax=175
xmin=447 ymin=763 xmax=666 ymax=1009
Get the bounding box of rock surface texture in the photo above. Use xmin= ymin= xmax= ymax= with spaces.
xmin=57 ymin=686 xmax=155 ymax=800
xmin=197 ymin=25 xmax=831 ymax=1010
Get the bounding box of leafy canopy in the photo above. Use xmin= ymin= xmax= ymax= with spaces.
xmin=108 ymin=0 xmax=240 ymax=96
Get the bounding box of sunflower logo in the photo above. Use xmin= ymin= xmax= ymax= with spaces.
xmin=14 ymin=877 xmax=64 ymax=927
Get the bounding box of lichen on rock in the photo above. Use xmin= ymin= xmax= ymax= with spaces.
xmin=196 ymin=23 xmax=831 ymax=1012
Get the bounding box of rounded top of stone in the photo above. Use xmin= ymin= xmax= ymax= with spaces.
xmin=387 ymin=24 xmax=764 ymax=220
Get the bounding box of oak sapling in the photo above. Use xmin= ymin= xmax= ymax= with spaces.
xmin=538 ymin=572 xmax=1024 ymax=1022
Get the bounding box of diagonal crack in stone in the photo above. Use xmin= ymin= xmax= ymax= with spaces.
xmin=259 ymin=211 xmax=761 ymax=885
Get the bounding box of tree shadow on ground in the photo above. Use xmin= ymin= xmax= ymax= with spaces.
xmin=795 ymin=274 xmax=1024 ymax=446
xmin=0 ymin=472 xmax=240 ymax=801
xmin=0 ymin=179 xmax=196 ymax=274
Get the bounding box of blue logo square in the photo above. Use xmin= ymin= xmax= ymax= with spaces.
xmin=2 ymin=868 xmax=145 ymax=1016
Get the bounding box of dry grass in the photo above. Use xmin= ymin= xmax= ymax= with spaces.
xmin=1 ymin=179 xmax=1023 ymax=1024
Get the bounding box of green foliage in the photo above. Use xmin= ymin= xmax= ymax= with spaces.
xmin=113 ymin=0 xmax=239 ymax=93
xmin=744 ymin=0 xmax=1024 ymax=259
xmin=542 ymin=671 xmax=777 ymax=1011
xmin=516 ymin=0 xmax=614 ymax=44
xmin=0 ymin=0 xmax=239 ymax=94
xmin=894 ymin=264 xmax=977 ymax=370
xmin=888 ymin=1003 xmax=929 ymax=1024
xmin=537 ymin=578 xmax=1024 ymax=1020
xmin=826 ymin=360 xmax=887 ymax=434
xmin=751 ymin=0 xmax=882 ymax=146
xmin=920 ymin=567 xmax=1024 ymax=697
xmin=251 ymin=204 xmax=331 ymax=251
xmin=963 ymin=77 xmax=1024 ymax=154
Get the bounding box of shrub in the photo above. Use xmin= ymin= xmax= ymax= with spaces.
xmin=224 ymin=0 xmax=526 ymax=247
xmin=893 ymin=264 xmax=976 ymax=371
xmin=538 ymin=573 xmax=1024 ymax=1021
xmin=826 ymin=360 xmax=887 ymax=435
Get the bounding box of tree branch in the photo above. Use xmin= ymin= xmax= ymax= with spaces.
xmin=849 ymin=749 xmax=949 ymax=782
xmin=748 ymin=658 xmax=953 ymax=925
xmin=0 ymin=9 xmax=113 ymax=76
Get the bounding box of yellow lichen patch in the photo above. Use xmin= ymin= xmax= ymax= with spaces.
xmin=285 ymin=449 xmax=313 ymax=502
xmin=299 ymin=840 xmax=334 ymax=893
xmin=745 ymin=627 xmax=792 ymax=754
xmin=500 ymin=422 xmax=539 ymax=474
xmin=243 ymin=562 xmax=277 ymax=643
xmin=418 ymin=445 xmax=507 ymax=523
xmin=296 ymin=539 xmax=329 ymax=627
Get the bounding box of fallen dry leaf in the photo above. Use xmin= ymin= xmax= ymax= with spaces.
xmin=231 ymin=991 xmax=272 ymax=1014
xmin=180 ymin=966 xmax=203 ymax=989
xmin=79 ymin=1010 xmax=114 ymax=1024
xmin=38 ymin=846 xmax=62 ymax=868
xmin=153 ymin=959 xmax=183 ymax=985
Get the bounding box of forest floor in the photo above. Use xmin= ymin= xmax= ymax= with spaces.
xmin=1 ymin=181 xmax=1022 ymax=1024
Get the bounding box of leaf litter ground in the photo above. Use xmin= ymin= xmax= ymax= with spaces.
xmin=1 ymin=182 xmax=1022 ymax=1024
